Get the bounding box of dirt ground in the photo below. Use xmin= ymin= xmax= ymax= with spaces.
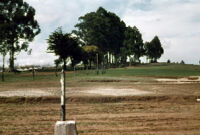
xmin=0 ymin=97 xmax=200 ymax=135
xmin=0 ymin=76 xmax=200 ymax=134
xmin=0 ymin=76 xmax=200 ymax=97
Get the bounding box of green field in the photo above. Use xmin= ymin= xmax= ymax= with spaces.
xmin=1 ymin=63 xmax=200 ymax=84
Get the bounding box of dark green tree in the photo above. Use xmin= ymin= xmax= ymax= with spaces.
xmin=0 ymin=0 xmax=40 ymax=71
xmin=144 ymin=36 xmax=164 ymax=63
xmin=47 ymin=27 xmax=81 ymax=70
xmin=54 ymin=58 xmax=62 ymax=77
xmin=73 ymin=7 xmax=126 ymax=64
xmin=121 ymin=26 xmax=144 ymax=64
xmin=69 ymin=42 xmax=83 ymax=69
xmin=82 ymin=45 xmax=102 ymax=69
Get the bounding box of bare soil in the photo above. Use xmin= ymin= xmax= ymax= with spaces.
xmin=0 ymin=76 xmax=200 ymax=134
xmin=0 ymin=97 xmax=200 ymax=135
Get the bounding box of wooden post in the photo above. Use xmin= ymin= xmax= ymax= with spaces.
xmin=60 ymin=69 xmax=66 ymax=121
xmin=96 ymin=53 xmax=99 ymax=75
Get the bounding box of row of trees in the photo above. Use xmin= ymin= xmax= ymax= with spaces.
xmin=0 ymin=1 xmax=164 ymax=74
xmin=47 ymin=7 xmax=164 ymax=69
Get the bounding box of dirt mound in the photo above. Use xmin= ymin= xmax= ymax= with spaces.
xmin=86 ymin=79 xmax=121 ymax=82
xmin=0 ymin=95 xmax=196 ymax=104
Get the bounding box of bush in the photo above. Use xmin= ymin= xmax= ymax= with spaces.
xmin=180 ymin=60 xmax=185 ymax=64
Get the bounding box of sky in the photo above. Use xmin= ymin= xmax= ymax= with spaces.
xmin=3 ymin=0 xmax=200 ymax=66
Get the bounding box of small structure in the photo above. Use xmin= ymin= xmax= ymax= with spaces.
xmin=55 ymin=121 xmax=78 ymax=135
xmin=55 ymin=69 xmax=78 ymax=135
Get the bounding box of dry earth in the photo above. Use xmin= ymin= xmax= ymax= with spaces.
xmin=0 ymin=76 xmax=200 ymax=97
xmin=0 ymin=76 xmax=200 ymax=134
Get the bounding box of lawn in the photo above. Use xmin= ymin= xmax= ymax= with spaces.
xmin=1 ymin=63 xmax=200 ymax=84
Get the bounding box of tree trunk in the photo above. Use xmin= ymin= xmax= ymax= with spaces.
xmin=63 ymin=59 xmax=66 ymax=71
xmin=1 ymin=55 xmax=5 ymax=82
xmin=89 ymin=60 xmax=92 ymax=69
xmin=9 ymin=49 xmax=15 ymax=72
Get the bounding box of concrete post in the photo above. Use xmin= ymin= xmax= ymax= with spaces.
xmin=55 ymin=121 xmax=78 ymax=135
xmin=60 ymin=69 xmax=66 ymax=121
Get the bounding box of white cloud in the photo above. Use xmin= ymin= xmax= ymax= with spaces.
xmin=2 ymin=0 xmax=199 ymax=67
xmin=122 ymin=0 xmax=200 ymax=64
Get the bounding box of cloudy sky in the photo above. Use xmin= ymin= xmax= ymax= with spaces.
xmin=4 ymin=0 xmax=200 ymax=66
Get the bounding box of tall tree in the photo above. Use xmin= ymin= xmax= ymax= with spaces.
xmin=73 ymin=7 xmax=126 ymax=64
xmin=47 ymin=27 xmax=81 ymax=70
xmin=121 ymin=26 xmax=144 ymax=64
xmin=0 ymin=44 xmax=7 ymax=82
xmin=0 ymin=0 xmax=40 ymax=71
xmin=144 ymin=36 xmax=164 ymax=63
xmin=0 ymin=8 xmax=9 ymax=81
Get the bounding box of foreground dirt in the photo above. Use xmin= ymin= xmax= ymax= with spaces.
xmin=1 ymin=75 xmax=200 ymax=134
xmin=0 ymin=96 xmax=200 ymax=135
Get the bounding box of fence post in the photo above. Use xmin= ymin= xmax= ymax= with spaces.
xmin=60 ymin=69 xmax=66 ymax=121
xmin=55 ymin=69 xmax=78 ymax=135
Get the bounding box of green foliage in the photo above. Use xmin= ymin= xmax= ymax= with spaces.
xmin=180 ymin=60 xmax=185 ymax=64
xmin=144 ymin=36 xmax=164 ymax=63
xmin=47 ymin=27 xmax=82 ymax=68
xmin=121 ymin=26 xmax=144 ymax=63
xmin=82 ymin=45 xmax=102 ymax=68
xmin=0 ymin=0 xmax=40 ymax=71
xmin=73 ymin=7 xmax=126 ymax=56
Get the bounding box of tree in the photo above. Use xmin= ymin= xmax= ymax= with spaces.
xmin=73 ymin=7 xmax=126 ymax=64
xmin=54 ymin=58 xmax=62 ymax=77
xmin=82 ymin=45 xmax=101 ymax=69
xmin=0 ymin=44 xmax=7 ymax=82
xmin=121 ymin=26 xmax=145 ymax=64
xmin=0 ymin=0 xmax=40 ymax=71
xmin=144 ymin=36 xmax=164 ymax=63
xmin=69 ymin=43 xmax=83 ymax=69
xmin=180 ymin=60 xmax=185 ymax=64
xmin=47 ymin=27 xmax=80 ymax=70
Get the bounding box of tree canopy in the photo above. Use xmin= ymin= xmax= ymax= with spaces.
xmin=144 ymin=36 xmax=164 ymax=63
xmin=121 ymin=26 xmax=145 ymax=63
xmin=0 ymin=0 xmax=40 ymax=71
xmin=73 ymin=7 xmax=126 ymax=57
xmin=47 ymin=27 xmax=82 ymax=69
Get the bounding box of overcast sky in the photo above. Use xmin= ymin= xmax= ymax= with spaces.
xmin=3 ymin=0 xmax=200 ymax=66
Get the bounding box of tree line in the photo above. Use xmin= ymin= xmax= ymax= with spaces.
xmin=0 ymin=0 xmax=164 ymax=75
xmin=47 ymin=7 xmax=164 ymax=70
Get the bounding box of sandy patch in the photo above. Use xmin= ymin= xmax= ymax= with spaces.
xmin=82 ymin=87 xmax=151 ymax=96
xmin=0 ymin=90 xmax=53 ymax=97
xmin=157 ymin=76 xmax=200 ymax=84
xmin=0 ymin=87 xmax=152 ymax=97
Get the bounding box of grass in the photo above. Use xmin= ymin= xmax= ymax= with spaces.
xmin=105 ymin=63 xmax=200 ymax=77
xmin=1 ymin=63 xmax=200 ymax=85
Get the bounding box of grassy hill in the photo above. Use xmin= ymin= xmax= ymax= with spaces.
xmin=0 ymin=63 xmax=200 ymax=84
